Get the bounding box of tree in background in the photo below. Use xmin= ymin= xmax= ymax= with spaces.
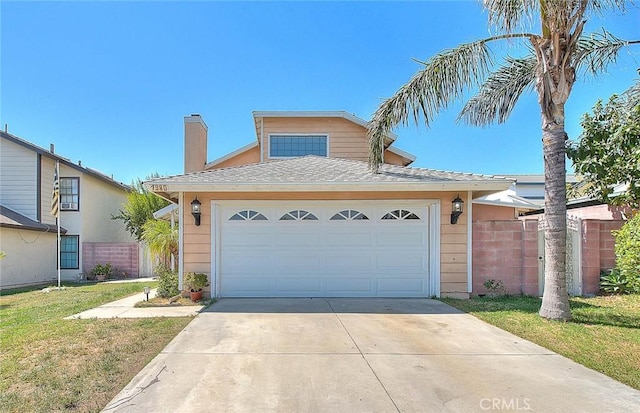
xmin=112 ymin=174 xmax=169 ymax=241
xmin=142 ymin=218 xmax=178 ymax=269
xmin=368 ymin=0 xmax=638 ymax=320
xmin=568 ymin=78 xmax=640 ymax=209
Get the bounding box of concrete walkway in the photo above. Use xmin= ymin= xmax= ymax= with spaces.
xmin=65 ymin=284 xmax=203 ymax=319
xmin=103 ymin=298 xmax=640 ymax=413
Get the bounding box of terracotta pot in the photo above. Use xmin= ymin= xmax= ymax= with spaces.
xmin=190 ymin=289 xmax=203 ymax=302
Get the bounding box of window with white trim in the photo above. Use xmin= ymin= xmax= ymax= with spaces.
xmin=381 ymin=209 xmax=420 ymax=220
xmin=60 ymin=177 xmax=79 ymax=211
xmin=60 ymin=235 xmax=79 ymax=269
xmin=280 ymin=210 xmax=318 ymax=221
xmin=330 ymin=210 xmax=369 ymax=220
xmin=229 ymin=210 xmax=268 ymax=221
xmin=269 ymin=135 xmax=327 ymax=157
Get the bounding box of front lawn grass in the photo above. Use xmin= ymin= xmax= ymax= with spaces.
xmin=441 ymin=294 xmax=640 ymax=390
xmin=0 ymin=282 xmax=192 ymax=413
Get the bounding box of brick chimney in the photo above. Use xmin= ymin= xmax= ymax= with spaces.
xmin=184 ymin=114 xmax=208 ymax=173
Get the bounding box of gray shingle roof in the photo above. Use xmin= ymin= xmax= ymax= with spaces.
xmin=149 ymin=156 xmax=510 ymax=187
xmin=0 ymin=205 xmax=67 ymax=233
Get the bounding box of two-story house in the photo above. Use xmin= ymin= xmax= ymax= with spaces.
xmin=147 ymin=112 xmax=514 ymax=299
xmin=0 ymin=131 xmax=137 ymax=289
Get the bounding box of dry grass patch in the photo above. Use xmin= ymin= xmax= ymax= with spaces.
xmin=0 ymin=282 xmax=192 ymax=413
xmin=441 ymin=294 xmax=640 ymax=390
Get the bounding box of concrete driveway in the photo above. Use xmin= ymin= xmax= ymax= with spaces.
xmin=103 ymin=298 xmax=639 ymax=412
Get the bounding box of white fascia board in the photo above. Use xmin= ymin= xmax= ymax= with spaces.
xmin=205 ymin=142 xmax=258 ymax=169
xmin=252 ymin=110 xmax=398 ymax=141
xmin=153 ymin=203 xmax=179 ymax=220
xmin=149 ymin=181 xmax=512 ymax=194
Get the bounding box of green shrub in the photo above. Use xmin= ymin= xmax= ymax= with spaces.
xmin=184 ymin=272 xmax=209 ymax=292
xmin=599 ymin=269 xmax=629 ymax=294
xmin=483 ymin=279 xmax=506 ymax=297
xmin=613 ymin=214 xmax=640 ymax=293
xmin=155 ymin=264 xmax=179 ymax=298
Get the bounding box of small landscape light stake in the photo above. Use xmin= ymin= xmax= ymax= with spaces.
xmin=143 ymin=286 xmax=150 ymax=301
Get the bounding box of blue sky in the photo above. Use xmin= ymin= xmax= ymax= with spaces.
xmin=2 ymin=1 xmax=638 ymax=185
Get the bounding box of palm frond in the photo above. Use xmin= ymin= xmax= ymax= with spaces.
xmin=482 ymin=0 xmax=537 ymax=34
xmin=574 ymin=29 xmax=628 ymax=75
xmin=368 ymin=40 xmax=495 ymax=170
xmin=620 ymin=75 xmax=640 ymax=110
xmin=459 ymin=54 xmax=537 ymax=126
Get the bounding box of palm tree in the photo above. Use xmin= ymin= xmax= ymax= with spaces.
xmin=142 ymin=218 xmax=178 ymax=270
xmin=368 ymin=0 xmax=638 ymax=320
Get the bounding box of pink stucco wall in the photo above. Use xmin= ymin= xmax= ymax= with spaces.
xmin=83 ymin=242 xmax=139 ymax=278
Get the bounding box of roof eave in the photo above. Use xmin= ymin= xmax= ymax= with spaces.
xmin=146 ymin=181 xmax=512 ymax=195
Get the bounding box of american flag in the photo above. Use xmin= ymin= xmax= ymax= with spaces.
xmin=51 ymin=162 xmax=59 ymax=218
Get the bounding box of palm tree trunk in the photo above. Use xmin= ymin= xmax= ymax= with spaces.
xmin=538 ymin=111 xmax=571 ymax=321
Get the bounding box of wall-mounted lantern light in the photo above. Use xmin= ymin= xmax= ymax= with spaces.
xmin=191 ymin=197 xmax=202 ymax=226
xmin=451 ymin=195 xmax=464 ymax=224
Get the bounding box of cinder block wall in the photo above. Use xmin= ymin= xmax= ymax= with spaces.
xmin=472 ymin=218 xmax=623 ymax=297
xmin=581 ymin=220 xmax=623 ymax=295
xmin=472 ymin=220 xmax=525 ymax=295
xmin=83 ymin=242 xmax=139 ymax=277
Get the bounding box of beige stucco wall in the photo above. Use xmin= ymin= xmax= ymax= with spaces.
xmin=472 ymin=204 xmax=517 ymax=221
xmin=181 ymin=191 xmax=470 ymax=297
xmin=209 ymin=146 xmax=261 ymax=169
xmin=0 ymin=228 xmax=57 ymax=288
xmin=40 ymin=162 xmax=133 ymax=278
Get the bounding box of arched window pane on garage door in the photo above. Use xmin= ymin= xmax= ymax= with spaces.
xmin=229 ymin=210 xmax=268 ymax=221
xmin=381 ymin=209 xmax=420 ymax=220
xmin=280 ymin=210 xmax=318 ymax=221
xmin=330 ymin=210 xmax=369 ymax=220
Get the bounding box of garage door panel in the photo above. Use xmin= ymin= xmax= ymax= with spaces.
xmin=218 ymin=202 xmax=430 ymax=297
xmin=222 ymin=278 xmax=272 ymax=294
xmin=275 ymin=254 xmax=324 ymax=272
xmin=275 ymin=277 xmax=322 ymax=294
xmin=326 ymin=230 xmax=374 ymax=247
xmin=274 ymin=231 xmax=325 ymax=247
xmin=326 ymin=278 xmax=372 ymax=294
xmin=223 ymin=231 xmax=272 ymax=246
xmin=326 ymin=254 xmax=374 ymax=271
xmin=377 ymin=254 xmax=427 ymax=270
xmin=377 ymin=230 xmax=426 ymax=247
xmin=222 ymin=253 xmax=271 ymax=272
xmin=377 ymin=278 xmax=426 ymax=294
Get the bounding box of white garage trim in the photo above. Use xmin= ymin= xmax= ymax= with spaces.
xmin=210 ymin=200 xmax=440 ymax=298
xmin=429 ymin=201 xmax=441 ymax=297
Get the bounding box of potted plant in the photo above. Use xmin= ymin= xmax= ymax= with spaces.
xmin=91 ymin=263 xmax=112 ymax=282
xmin=184 ymin=272 xmax=209 ymax=302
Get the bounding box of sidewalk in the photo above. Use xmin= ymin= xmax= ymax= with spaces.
xmin=65 ymin=284 xmax=204 ymax=319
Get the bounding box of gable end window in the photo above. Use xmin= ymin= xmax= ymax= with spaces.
xmin=229 ymin=210 xmax=268 ymax=221
xmin=60 ymin=235 xmax=79 ymax=269
xmin=381 ymin=209 xmax=420 ymax=220
xmin=269 ymin=135 xmax=327 ymax=158
xmin=60 ymin=177 xmax=80 ymax=211
xmin=280 ymin=210 xmax=318 ymax=221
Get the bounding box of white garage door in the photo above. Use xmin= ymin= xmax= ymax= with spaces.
xmin=216 ymin=201 xmax=430 ymax=297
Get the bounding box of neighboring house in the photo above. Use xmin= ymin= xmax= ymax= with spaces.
xmin=147 ymin=112 xmax=512 ymax=298
xmin=0 ymin=131 xmax=137 ymax=289
xmin=503 ymin=174 xmax=579 ymax=206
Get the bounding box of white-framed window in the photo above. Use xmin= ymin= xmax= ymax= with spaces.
xmin=229 ymin=210 xmax=268 ymax=221
xmin=269 ymin=135 xmax=328 ymax=158
xmin=280 ymin=210 xmax=318 ymax=221
xmin=60 ymin=177 xmax=79 ymax=211
xmin=60 ymin=235 xmax=79 ymax=269
xmin=381 ymin=209 xmax=420 ymax=220
xmin=330 ymin=210 xmax=369 ymax=220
